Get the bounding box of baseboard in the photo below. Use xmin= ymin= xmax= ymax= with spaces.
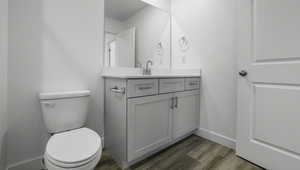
xmin=195 ymin=128 xmax=236 ymax=149
xmin=7 ymin=156 xmax=43 ymax=170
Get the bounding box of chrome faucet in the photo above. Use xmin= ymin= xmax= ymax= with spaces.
xmin=143 ymin=60 xmax=153 ymax=75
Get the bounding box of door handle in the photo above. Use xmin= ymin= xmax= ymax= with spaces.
xmin=239 ymin=70 xmax=248 ymax=77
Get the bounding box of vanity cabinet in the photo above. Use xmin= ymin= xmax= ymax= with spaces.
xmin=127 ymin=94 xmax=173 ymax=161
xmin=173 ymin=91 xmax=200 ymax=140
xmin=104 ymin=77 xmax=200 ymax=168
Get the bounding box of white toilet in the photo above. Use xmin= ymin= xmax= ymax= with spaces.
xmin=39 ymin=90 xmax=102 ymax=170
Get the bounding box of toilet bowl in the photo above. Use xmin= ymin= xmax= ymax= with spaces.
xmin=39 ymin=90 xmax=102 ymax=170
xmin=44 ymin=128 xmax=102 ymax=170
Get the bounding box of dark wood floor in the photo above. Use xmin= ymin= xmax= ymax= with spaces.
xmin=96 ymin=135 xmax=264 ymax=170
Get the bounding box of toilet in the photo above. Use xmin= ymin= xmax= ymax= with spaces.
xmin=39 ymin=90 xmax=102 ymax=170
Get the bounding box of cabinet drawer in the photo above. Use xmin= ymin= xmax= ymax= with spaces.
xmin=185 ymin=78 xmax=200 ymax=90
xmin=159 ymin=79 xmax=184 ymax=94
xmin=127 ymin=79 xmax=158 ymax=98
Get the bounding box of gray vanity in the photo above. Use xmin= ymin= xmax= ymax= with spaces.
xmin=104 ymin=74 xmax=201 ymax=168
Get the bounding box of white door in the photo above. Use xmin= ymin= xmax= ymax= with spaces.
xmin=173 ymin=91 xmax=200 ymax=140
xmin=127 ymin=94 xmax=172 ymax=161
xmin=115 ymin=27 xmax=136 ymax=68
xmin=104 ymin=33 xmax=117 ymax=67
xmin=237 ymin=1 xmax=300 ymax=169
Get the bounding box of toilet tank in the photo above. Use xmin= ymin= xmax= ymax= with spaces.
xmin=39 ymin=90 xmax=91 ymax=133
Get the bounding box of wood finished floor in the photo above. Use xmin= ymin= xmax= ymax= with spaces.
xmin=96 ymin=135 xmax=264 ymax=170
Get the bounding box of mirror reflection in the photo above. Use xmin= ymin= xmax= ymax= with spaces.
xmin=104 ymin=0 xmax=171 ymax=68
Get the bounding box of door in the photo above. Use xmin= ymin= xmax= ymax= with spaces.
xmin=115 ymin=27 xmax=136 ymax=67
xmin=173 ymin=90 xmax=200 ymax=140
xmin=104 ymin=33 xmax=117 ymax=67
xmin=127 ymin=94 xmax=172 ymax=161
xmin=237 ymin=1 xmax=300 ymax=169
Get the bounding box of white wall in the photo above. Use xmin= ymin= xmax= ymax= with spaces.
xmin=172 ymin=0 xmax=237 ymax=145
xmin=125 ymin=5 xmax=171 ymax=68
xmin=105 ymin=17 xmax=126 ymax=34
xmin=7 ymin=0 xmax=104 ymax=168
xmin=0 ymin=0 xmax=8 ymax=169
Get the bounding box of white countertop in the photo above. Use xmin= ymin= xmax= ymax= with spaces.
xmin=102 ymin=74 xmax=201 ymax=79
xmin=101 ymin=67 xmax=201 ymax=79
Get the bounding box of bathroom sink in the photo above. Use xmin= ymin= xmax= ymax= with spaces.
xmin=101 ymin=68 xmax=201 ymax=79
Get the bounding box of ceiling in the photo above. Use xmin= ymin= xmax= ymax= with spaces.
xmin=105 ymin=0 xmax=148 ymax=21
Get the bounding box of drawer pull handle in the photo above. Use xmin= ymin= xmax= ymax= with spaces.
xmin=163 ymin=82 xmax=180 ymax=85
xmin=138 ymin=86 xmax=152 ymax=90
xmin=111 ymin=87 xmax=125 ymax=94
xmin=189 ymin=82 xmax=198 ymax=86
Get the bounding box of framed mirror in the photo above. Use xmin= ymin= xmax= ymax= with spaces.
xmin=104 ymin=0 xmax=171 ymax=68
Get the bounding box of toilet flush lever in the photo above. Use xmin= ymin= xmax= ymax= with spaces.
xmin=43 ymin=102 xmax=56 ymax=108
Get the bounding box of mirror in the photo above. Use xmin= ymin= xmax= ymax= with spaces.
xmin=104 ymin=0 xmax=171 ymax=68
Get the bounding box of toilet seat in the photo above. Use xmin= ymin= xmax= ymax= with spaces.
xmin=45 ymin=128 xmax=102 ymax=168
xmin=45 ymin=149 xmax=101 ymax=168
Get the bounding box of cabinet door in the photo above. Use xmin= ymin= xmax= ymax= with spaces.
xmin=173 ymin=90 xmax=200 ymax=140
xmin=127 ymin=94 xmax=173 ymax=161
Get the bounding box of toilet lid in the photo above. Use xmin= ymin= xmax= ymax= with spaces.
xmin=46 ymin=128 xmax=101 ymax=164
